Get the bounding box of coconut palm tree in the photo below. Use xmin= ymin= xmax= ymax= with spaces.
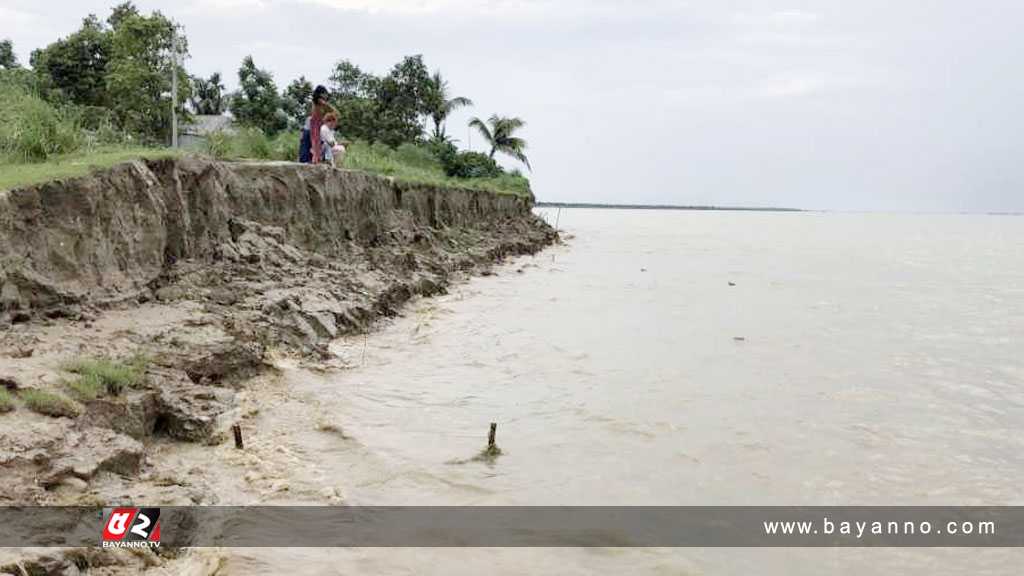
xmin=468 ymin=114 xmax=531 ymax=170
xmin=424 ymin=71 xmax=473 ymax=141
xmin=190 ymin=72 xmax=226 ymax=115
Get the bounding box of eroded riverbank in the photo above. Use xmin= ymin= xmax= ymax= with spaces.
xmin=0 ymin=158 xmax=556 ymax=573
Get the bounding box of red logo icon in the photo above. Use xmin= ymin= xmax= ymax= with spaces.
xmin=102 ymin=508 xmax=161 ymax=548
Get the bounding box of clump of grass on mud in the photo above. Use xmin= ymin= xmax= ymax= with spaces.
xmin=63 ymin=355 xmax=148 ymax=398
xmin=20 ymin=389 xmax=81 ymax=418
xmin=0 ymin=388 xmax=14 ymax=413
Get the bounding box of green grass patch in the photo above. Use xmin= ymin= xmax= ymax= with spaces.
xmin=196 ymin=128 xmax=532 ymax=198
xmin=0 ymin=146 xmax=183 ymax=192
xmin=344 ymin=141 xmax=532 ymax=198
xmin=63 ymin=355 xmax=148 ymax=398
xmin=65 ymin=373 xmax=105 ymax=401
xmin=0 ymin=388 xmax=14 ymax=413
xmin=0 ymin=81 xmax=84 ymax=162
xmin=20 ymin=389 xmax=81 ymax=418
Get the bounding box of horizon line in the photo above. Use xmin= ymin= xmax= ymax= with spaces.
xmin=535 ymin=202 xmax=1023 ymax=216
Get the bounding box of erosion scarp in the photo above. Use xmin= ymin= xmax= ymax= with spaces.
xmin=0 ymin=157 xmax=555 ymax=558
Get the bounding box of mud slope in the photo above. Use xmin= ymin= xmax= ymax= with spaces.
xmin=0 ymin=157 xmax=543 ymax=317
xmin=0 ymin=157 xmax=555 ymax=514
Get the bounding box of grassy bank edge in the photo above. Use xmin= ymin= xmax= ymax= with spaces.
xmin=0 ymin=147 xmax=532 ymax=198
xmin=0 ymin=147 xmax=184 ymax=192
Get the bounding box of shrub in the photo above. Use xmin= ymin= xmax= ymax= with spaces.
xmin=20 ymin=389 xmax=81 ymax=418
xmin=204 ymin=130 xmax=232 ymax=159
xmin=271 ymin=130 xmax=300 ymax=162
xmin=0 ymin=82 xmax=84 ymax=162
xmin=233 ymin=127 xmax=273 ymax=159
xmin=443 ymin=150 xmax=503 ymax=179
xmin=0 ymin=388 xmax=13 ymax=413
xmin=395 ymin=142 xmax=443 ymax=171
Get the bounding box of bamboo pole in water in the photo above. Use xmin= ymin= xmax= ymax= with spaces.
xmin=233 ymin=424 xmax=244 ymax=449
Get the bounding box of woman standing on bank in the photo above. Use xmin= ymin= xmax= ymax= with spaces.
xmin=299 ymin=85 xmax=339 ymax=164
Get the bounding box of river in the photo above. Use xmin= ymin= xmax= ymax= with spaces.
xmin=169 ymin=208 xmax=1024 ymax=574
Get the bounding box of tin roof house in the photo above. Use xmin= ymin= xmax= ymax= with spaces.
xmin=180 ymin=115 xmax=235 ymax=149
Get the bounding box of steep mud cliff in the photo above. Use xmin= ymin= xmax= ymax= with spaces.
xmin=0 ymin=157 xmax=543 ymax=321
xmin=0 ymin=158 xmax=555 ymax=574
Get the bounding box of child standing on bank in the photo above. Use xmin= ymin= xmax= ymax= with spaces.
xmin=320 ymin=113 xmax=346 ymax=167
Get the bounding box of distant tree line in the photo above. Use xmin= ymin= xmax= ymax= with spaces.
xmin=2 ymin=2 xmax=188 ymax=143
xmin=0 ymin=1 xmax=531 ymax=172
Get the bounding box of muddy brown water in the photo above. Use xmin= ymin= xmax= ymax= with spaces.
xmin=161 ymin=209 xmax=1023 ymax=574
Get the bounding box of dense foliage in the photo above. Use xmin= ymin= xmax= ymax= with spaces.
xmin=0 ymin=82 xmax=84 ymax=162
xmin=190 ymin=73 xmax=226 ymax=115
xmin=281 ymin=77 xmax=313 ymax=129
xmin=1 ymin=39 xmax=20 ymax=70
xmin=27 ymin=3 xmax=189 ymax=143
xmin=229 ymin=56 xmax=287 ymax=135
xmin=2 ymin=2 xmax=532 ymax=196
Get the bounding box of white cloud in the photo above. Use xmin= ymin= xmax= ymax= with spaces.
xmin=772 ymin=9 xmax=820 ymax=24
xmin=300 ymin=0 xmax=543 ymax=15
xmin=753 ymin=73 xmax=874 ymax=99
xmin=184 ymin=0 xmax=270 ymax=15
xmin=0 ymin=5 xmax=38 ymax=27
xmin=298 ymin=0 xmax=689 ymax=18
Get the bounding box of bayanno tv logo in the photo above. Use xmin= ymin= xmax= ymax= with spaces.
xmin=101 ymin=508 xmax=161 ymax=549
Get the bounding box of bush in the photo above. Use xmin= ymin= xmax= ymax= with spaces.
xmin=0 ymin=388 xmax=13 ymax=413
xmin=204 ymin=130 xmax=232 ymax=159
xmin=0 ymin=83 xmax=85 ymax=162
xmin=443 ymin=150 xmax=503 ymax=179
xmin=20 ymin=389 xmax=81 ymax=418
xmin=395 ymin=142 xmax=443 ymax=171
xmin=233 ymin=127 xmax=273 ymax=159
xmin=271 ymin=130 xmax=300 ymax=162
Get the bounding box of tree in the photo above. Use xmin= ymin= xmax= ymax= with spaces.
xmin=29 ymin=4 xmax=189 ymax=141
xmin=0 ymin=39 xmax=18 ymax=69
xmin=229 ymin=55 xmax=286 ymax=135
xmin=423 ymin=71 xmax=472 ymax=141
xmin=281 ymin=76 xmax=313 ymax=129
xmin=329 ymin=60 xmax=376 ymax=100
xmin=469 ymin=115 xmax=531 ymax=170
xmin=30 ymin=16 xmax=112 ymax=106
xmin=323 ymin=55 xmax=432 ymax=145
xmin=190 ymin=72 xmax=225 ymax=115
xmin=373 ymin=55 xmax=432 ymax=146
xmin=104 ymin=7 xmax=189 ymax=141
xmin=107 ymin=1 xmax=140 ymax=29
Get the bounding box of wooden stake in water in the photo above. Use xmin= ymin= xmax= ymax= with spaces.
xmin=232 ymin=424 xmax=244 ymax=450
xmin=488 ymin=422 xmax=497 ymax=449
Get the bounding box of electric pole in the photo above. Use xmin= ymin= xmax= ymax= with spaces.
xmin=170 ymin=27 xmax=178 ymax=148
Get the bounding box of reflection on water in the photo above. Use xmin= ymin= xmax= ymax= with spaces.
xmin=202 ymin=209 xmax=1024 ymax=574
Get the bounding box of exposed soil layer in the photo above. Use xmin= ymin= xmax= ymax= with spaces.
xmin=0 ymin=158 xmax=556 ymax=574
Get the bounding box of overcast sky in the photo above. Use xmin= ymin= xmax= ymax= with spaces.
xmin=3 ymin=0 xmax=1023 ymax=212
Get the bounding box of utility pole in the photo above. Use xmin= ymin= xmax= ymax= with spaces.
xmin=170 ymin=27 xmax=178 ymax=148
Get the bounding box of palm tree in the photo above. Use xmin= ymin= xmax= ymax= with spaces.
xmin=469 ymin=114 xmax=531 ymax=170
xmin=190 ymin=72 xmax=226 ymax=115
xmin=425 ymin=71 xmax=473 ymax=140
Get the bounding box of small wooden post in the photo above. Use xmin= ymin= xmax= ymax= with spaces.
xmin=488 ymin=422 xmax=497 ymax=449
xmin=232 ymin=424 xmax=244 ymax=449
